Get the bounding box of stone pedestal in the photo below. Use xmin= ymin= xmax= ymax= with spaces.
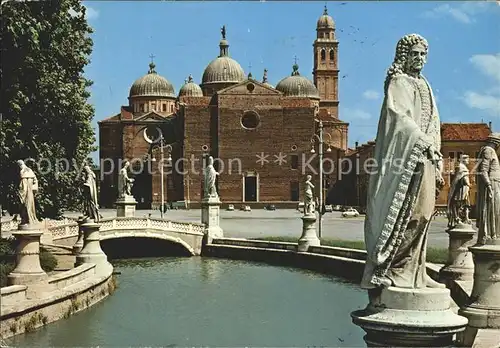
xmin=351 ymin=286 xmax=468 ymax=347
xmin=201 ymin=196 xmax=223 ymax=244
xmin=459 ymin=242 xmax=500 ymax=330
xmin=72 ymin=217 xmax=85 ymax=254
xmin=8 ymin=223 xmax=48 ymax=286
xmin=115 ymin=195 xmax=137 ymax=217
xmin=297 ymin=213 xmax=320 ymax=252
xmin=75 ymin=221 xmax=108 ymax=269
xmin=439 ymin=223 xmax=476 ymax=282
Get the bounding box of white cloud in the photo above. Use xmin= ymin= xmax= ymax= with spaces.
xmin=464 ymin=91 xmax=500 ymax=117
xmin=423 ymin=2 xmax=494 ymax=24
xmin=344 ymin=108 xmax=372 ymax=120
xmin=463 ymin=53 xmax=500 ymax=117
xmin=470 ymin=53 xmax=500 ymax=82
xmin=362 ymin=90 xmax=380 ymax=100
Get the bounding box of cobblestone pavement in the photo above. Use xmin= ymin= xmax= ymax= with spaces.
xmin=62 ymin=208 xmax=468 ymax=249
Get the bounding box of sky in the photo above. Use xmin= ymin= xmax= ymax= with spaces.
xmin=82 ymin=0 xmax=500 ymax=160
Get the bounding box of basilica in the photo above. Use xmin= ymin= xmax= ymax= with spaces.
xmin=98 ymin=7 xmax=349 ymax=209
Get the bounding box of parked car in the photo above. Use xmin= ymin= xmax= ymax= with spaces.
xmin=226 ymin=204 xmax=235 ymax=211
xmin=264 ymin=204 xmax=276 ymax=211
xmin=324 ymin=204 xmax=333 ymax=213
xmin=342 ymin=208 xmax=360 ymax=218
xmin=240 ymin=205 xmax=251 ymax=212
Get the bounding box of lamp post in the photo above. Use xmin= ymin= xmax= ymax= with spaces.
xmin=310 ymin=120 xmax=332 ymax=239
xmin=151 ymin=135 xmax=172 ymax=219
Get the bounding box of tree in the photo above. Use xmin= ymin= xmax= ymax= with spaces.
xmin=0 ymin=0 xmax=96 ymax=218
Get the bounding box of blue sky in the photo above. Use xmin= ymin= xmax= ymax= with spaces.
xmin=83 ymin=0 xmax=500 ymax=159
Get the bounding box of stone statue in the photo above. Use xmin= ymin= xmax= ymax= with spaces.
xmin=304 ymin=175 xmax=315 ymax=215
xmin=221 ymin=25 xmax=226 ymax=40
xmin=361 ymin=34 xmax=444 ymax=290
xmin=82 ymin=165 xmax=99 ymax=222
xmin=17 ymin=160 xmax=39 ymax=226
xmin=476 ymin=133 xmax=500 ymax=245
xmin=118 ymin=160 xmax=134 ymax=198
xmin=447 ymin=154 xmax=472 ymax=228
xmin=204 ymin=156 xmax=219 ymax=198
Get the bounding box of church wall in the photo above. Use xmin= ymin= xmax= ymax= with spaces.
xmin=216 ymin=94 xmax=316 ymax=202
xmin=181 ymin=97 xmax=212 ymax=204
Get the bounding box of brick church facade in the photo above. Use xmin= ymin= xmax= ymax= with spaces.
xmin=98 ymin=7 xmax=349 ymax=209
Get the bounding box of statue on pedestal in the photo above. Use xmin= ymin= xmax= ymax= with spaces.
xmin=476 ymin=133 xmax=500 ymax=245
xmin=17 ymin=160 xmax=39 ymax=226
xmin=361 ymin=34 xmax=444 ymax=290
xmin=204 ymin=156 xmax=219 ymax=198
xmin=82 ymin=165 xmax=100 ymax=222
xmin=304 ymin=175 xmax=315 ymax=215
xmin=447 ymin=154 xmax=472 ymax=228
xmin=118 ymin=160 xmax=134 ymax=198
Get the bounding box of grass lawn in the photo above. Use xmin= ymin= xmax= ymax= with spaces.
xmin=253 ymin=236 xmax=448 ymax=264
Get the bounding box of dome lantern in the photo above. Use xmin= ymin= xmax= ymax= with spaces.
xmin=201 ymin=25 xmax=245 ymax=86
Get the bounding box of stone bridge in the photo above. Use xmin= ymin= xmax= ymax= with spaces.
xmin=1 ymin=217 xmax=206 ymax=256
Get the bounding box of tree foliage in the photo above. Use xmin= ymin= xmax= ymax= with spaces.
xmin=1 ymin=0 xmax=96 ymax=218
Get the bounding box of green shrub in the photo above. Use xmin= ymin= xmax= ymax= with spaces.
xmin=40 ymin=248 xmax=58 ymax=272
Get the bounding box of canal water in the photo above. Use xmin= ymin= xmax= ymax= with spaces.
xmin=8 ymin=257 xmax=367 ymax=347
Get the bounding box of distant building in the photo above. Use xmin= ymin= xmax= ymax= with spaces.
xmin=98 ymin=7 xmax=349 ymax=208
xmin=328 ymin=122 xmax=493 ymax=209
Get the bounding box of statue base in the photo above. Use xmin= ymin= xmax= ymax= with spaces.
xmin=439 ymin=222 xmax=476 ymax=282
xmin=72 ymin=217 xmax=86 ymax=254
xmin=8 ymin=223 xmax=48 ymax=286
xmin=297 ymin=213 xmax=320 ymax=252
xmin=351 ymin=286 xmax=468 ymax=347
xmin=201 ymin=196 xmax=223 ymax=244
xmin=115 ymin=195 xmax=137 ymax=217
xmin=75 ymin=222 xmax=108 ymax=270
xmin=459 ymin=242 xmax=500 ymax=329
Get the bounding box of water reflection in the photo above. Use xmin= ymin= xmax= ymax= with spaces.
xmin=9 ymin=257 xmax=366 ymax=347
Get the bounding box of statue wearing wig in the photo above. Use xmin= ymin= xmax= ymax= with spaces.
xmin=361 ymin=34 xmax=444 ymax=290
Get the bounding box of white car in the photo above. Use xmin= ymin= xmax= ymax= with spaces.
xmin=226 ymin=204 xmax=235 ymax=211
xmin=342 ymin=208 xmax=360 ymax=218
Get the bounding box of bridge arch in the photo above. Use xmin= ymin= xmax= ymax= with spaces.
xmin=99 ymin=231 xmax=197 ymax=256
xmin=100 ymin=235 xmax=195 ymax=259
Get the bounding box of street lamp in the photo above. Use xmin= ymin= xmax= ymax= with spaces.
xmin=151 ymin=136 xmax=173 ymax=219
xmin=310 ymin=120 xmax=332 ymax=240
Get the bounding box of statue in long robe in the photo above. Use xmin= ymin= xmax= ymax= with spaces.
xmin=82 ymin=165 xmax=100 ymax=222
xmin=447 ymin=155 xmax=471 ymax=228
xmin=304 ymin=175 xmax=315 ymax=215
xmin=361 ymin=34 xmax=445 ymax=290
xmin=204 ymin=156 xmax=219 ymax=198
xmin=118 ymin=160 xmax=134 ymax=198
xmin=17 ymin=160 xmax=39 ymax=226
xmin=476 ymin=133 xmax=500 ymax=245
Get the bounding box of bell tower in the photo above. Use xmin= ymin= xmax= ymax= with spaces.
xmin=313 ymin=6 xmax=339 ymax=119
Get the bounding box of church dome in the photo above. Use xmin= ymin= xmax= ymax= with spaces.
xmin=276 ymin=64 xmax=320 ymax=99
xmin=201 ymin=27 xmax=245 ymax=85
xmin=179 ymin=75 xmax=203 ymax=97
xmin=129 ymin=63 xmax=176 ymax=98
xmin=317 ymin=6 xmax=335 ymax=29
